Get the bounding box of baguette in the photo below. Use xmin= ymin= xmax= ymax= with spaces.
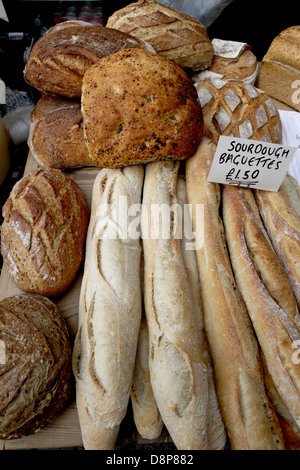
xmin=254 ymin=174 xmax=300 ymax=309
xmin=185 ymin=137 xmax=284 ymax=450
xmin=141 ymin=160 xmax=209 ymax=450
xmin=176 ymin=175 xmax=226 ymax=450
xmin=72 ymin=165 xmax=144 ymax=449
xmin=222 ymin=183 xmax=300 ymax=429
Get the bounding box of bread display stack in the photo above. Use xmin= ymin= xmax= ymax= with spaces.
xmin=0 ymin=0 xmax=300 ymax=452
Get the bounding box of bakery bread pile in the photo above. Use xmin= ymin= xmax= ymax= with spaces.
xmin=1 ymin=0 xmax=300 ymax=451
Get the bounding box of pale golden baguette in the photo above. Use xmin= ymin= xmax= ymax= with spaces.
xmin=72 ymin=165 xmax=144 ymax=449
xmin=222 ymin=181 xmax=300 ymax=430
xmin=141 ymin=160 xmax=209 ymax=450
xmin=185 ymin=137 xmax=284 ymax=450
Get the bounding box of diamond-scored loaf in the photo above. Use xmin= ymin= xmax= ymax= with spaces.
xmin=196 ymin=78 xmax=282 ymax=145
xmin=106 ymin=0 xmax=214 ymax=71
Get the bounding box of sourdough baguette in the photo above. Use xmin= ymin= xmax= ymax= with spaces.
xmin=72 ymin=165 xmax=144 ymax=450
xmin=254 ymin=174 xmax=300 ymax=309
xmin=222 ymin=183 xmax=300 ymax=429
xmin=185 ymin=137 xmax=284 ymax=450
xmin=176 ymin=175 xmax=226 ymax=450
xmin=141 ymin=160 xmax=209 ymax=450
xmin=131 ymin=312 xmax=164 ymax=440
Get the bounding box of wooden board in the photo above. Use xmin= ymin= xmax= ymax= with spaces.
xmin=0 ymin=97 xmax=297 ymax=450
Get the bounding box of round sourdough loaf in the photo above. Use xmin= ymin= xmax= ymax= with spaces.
xmin=81 ymin=47 xmax=203 ymax=168
xmin=28 ymin=95 xmax=92 ymax=169
xmin=106 ymin=0 xmax=214 ymax=71
xmin=195 ymin=78 xmax=282 ymax=145
xmin=23 ymin=20 xmax=149 ymax=98
xmin=1 ymin=168 xmax=89 ymax=297
xmin=0 ymin=294 xmax=72 ymax=439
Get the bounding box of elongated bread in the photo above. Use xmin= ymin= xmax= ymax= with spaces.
xmin=185 ymin=137 xmax=284 ymax=450
xmin=254 ymin=174 xmax=300 ymax=309
xmin=176 ymin=175 xmax=226 ymax=450
xmin=141 ymin=160 xmax=209 ymax=450
xmin=72 ymin=165 xmax=144 ymax=450
xmin=222 ymin=183 xmax=300 ymax=429
xmin=131 ymin=311 xmax=164 ymax=440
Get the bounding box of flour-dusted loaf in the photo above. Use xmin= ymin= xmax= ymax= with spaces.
xmin=28 ymin=95 xmax=92 ymax=169
xmin=81 ymin=47 xmax=203 ymax=168
xmin=254 ymin=174 xmax=300 ymax=309
xmin=107 ymin=0 xmax=214 ymax=71
xmin=141 ymin=160 xmax=209 ymax=450
xmin=176 ymin=174 xmax=226 ymax=450
xmin=24 ymin=20 xmax=149 ymax=98
xmin=72 ymin=165 xmax=144 ymax=450
xmin=195 ymin=79 xmax=282 ymax=145
xmin=257 ymin=26 xmax=300 ymax=112
xmin=185 ymin=138 xmax=284 ymax=450
xmin=222 ymin=184 xmax=300 ymax=431
xmin=1 ymin=168 xmax=89 ymax=297
xmin=192 ymin=39 xmax=258 ymax=85
xmin=0 ymin=293 xmax=72 ymax=439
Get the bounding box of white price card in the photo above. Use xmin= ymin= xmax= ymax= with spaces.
xmin=207 ymin=136 xmax=297 ymax=192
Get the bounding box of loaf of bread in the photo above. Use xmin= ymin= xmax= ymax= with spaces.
xmin=106 ymin=0 xmax=214 ymax=71
xmin=176 ymin=174 xmax=227 ymax=450
xmin=254 ymin=174 xmax=300 ymax=309
xmin=192 ymin=38 xmax=258 ymax=85
xmin=72 ymin=165 xmax=144 ymax=450
xmin=0 ymin=293 xmax=72 ymax=439
xmin=222 ymin=183 xmax=300 ymax=430
xmin=28 ymin=95 xmax=92 ymax=169
xmin=131 ymin=312 xmax=164 ymax=440
xmin=196 ymin=79 xmax=282 ymax=145
xmin=141 ymin=160 xmax=210 ymax=450
xmin=1 ymin=168 xmax=89 ymax=297
xmin=24 ymin=20 xmax=149 ymax=98
xmin=185 ymin=138 xmax=284 ymax=450
xmin=257 ymin=26 xmax=300 ymax=112
xmin=81 ymin=47 xmax=203 ymax=168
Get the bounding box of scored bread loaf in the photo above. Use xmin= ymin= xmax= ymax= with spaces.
xmin=222 ymin=184 xmax=300 ymax=430
xmin=196 ymin=79 xmax=282 ymax=145
xmin=24 ymin=20 xmax=149 ymax=98
xmin=1 ymin=168 xmax=89 ymax=297
xmin=106 ymin=0 xmax=214 ymax=71
xmin=176 ymin=174 xmax=227 ymax=450
xmin=257 ymin=26 xmax=300 ymax=112
xmin=192 ymin=39 xmax=258 ymax=85
xmin=0 ymin=294 xmax=72 ymax=439
xmin=28 ymin=95 xmax=92 ymax=169
xmin=81 ymin=47 xmax=203 ymax=168
xmin=72 ymin=165 xmax=144 ymax=450
xmin=141 ymin=160 xmax=209 ymax=450
xmin=185 ymin=137 xmax=285 ymax=450
xmin=254 ymin=174 xmax=300 ymax=309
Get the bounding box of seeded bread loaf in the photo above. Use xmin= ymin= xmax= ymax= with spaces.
xmin=81 ymin=47 xmax=203 ymax=168
xmin=196 ymin=79 xmax=282 ymax=145
xmin=106 ymin=0 xmax=214 ymax=71
xmin=257 ymin=26 xmax=300 ymax=112
xmin=24 ymin=20 xmax=149 ymax=98
xmin=28 ymin=95 xmax=92 ymax=169
xmin=1 ymin=168 xmax=89 ymax=297
xmin=0 ymin=293 xmax=72 ymax=439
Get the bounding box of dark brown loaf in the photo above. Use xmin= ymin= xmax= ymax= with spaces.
xmin=196 ymin=79 xmax=282 ymax=145
xmin=81 ymin=47 xmax=203 ymax=168
xmin=23 ymin=21 xmax=148 ymax=98
xmin=185 ymin=138 xmax=285 ymax=450
xmin=0 ymin=293 xmax=72 ymax=439
xmin=106 ymin=0 xmax=214 ymax=71
xmin=28 ymin=95 xmax=93 ymax=169
xmin=1 ymin=168 xmax=89 ymax=297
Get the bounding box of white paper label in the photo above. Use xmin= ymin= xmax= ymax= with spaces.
xmin=207 ymin=136 xmax=297 ymax=191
